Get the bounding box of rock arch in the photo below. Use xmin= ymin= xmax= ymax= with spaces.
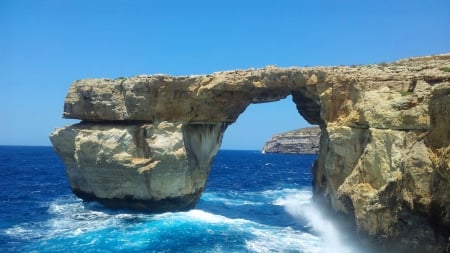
xmin=51 ymin=54 xmax=450 ymax=252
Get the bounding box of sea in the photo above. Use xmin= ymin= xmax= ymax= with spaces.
xmin=0 ymin=146 xmax=358 ymax=253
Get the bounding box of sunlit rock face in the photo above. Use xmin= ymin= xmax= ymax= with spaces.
xmin=50 ymin=122 xmax=226 ymax=212
xmin=51 ymin=54 xmax=450 ymax=253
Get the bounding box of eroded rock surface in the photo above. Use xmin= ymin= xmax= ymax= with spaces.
xmin=51 ymin=54 xmax=450 ymax=253
xmin=50 ymin=122 xmax=226 ymax=211
xmin=262 ymin=127 xmax=320 ymax=154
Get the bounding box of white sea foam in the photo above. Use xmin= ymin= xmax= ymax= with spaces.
xmin=203 ymin=188 xmax=313 ymax=207
xmin=155 ymin=209 xmax=250 ymax=226
xmin=46 ymin=200 xmax=115 ymax=237
xmin=194 ymin=190 xmax=324 ymax=253
xmin=201 ymin=192 xmax=264 ymax=206
xmin=245 ymin=226 xmax=321 ymax=253
xmin=276 ymin=190 xmax=358 ymax=253
xmin=4 ymin=197 xmax=150 ymax=241
xmin=271 ymin=188 xmax=312 ymax=206
xmin=186 ymin=209 xmax=234 ymax=223
xmin=180 ymin=208 xmax=323 ymax=253
xmin=4 ymin=225 xmax=43 ymax=240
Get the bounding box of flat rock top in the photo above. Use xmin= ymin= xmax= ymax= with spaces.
xmin=271 ymin=126 xmax=321 ymax=138
xmin=62 ymin=54 xmax=450 ymax=124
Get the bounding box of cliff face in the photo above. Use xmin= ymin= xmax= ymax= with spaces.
xmin=50 ymin=122 xmax=225 ymax=211
xmin=51 ymin=54 xmax=450 ymax=253
xmin=262 ymin=127 xmax=320 ymax=154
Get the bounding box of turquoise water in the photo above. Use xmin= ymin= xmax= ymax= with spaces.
xmin=1 ymin=147 xmax=357 ymax=252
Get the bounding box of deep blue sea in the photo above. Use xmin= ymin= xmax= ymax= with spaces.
xmin=0 ymin=146 xmax=357 ymax=253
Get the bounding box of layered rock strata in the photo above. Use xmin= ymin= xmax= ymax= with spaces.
xmin=51 ymin=54 xmax=450 ymax=253
xmin=51 ymin=122 xmax=225 ymax=211
xmin=262 ymin=126 xmax=321 ymax=154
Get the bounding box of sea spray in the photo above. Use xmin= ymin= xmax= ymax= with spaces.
xmin=275 ymin=191 xmax=357 ymax=253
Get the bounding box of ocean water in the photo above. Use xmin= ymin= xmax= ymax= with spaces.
xmin=0 ymin=146 xmax=357 ymax=253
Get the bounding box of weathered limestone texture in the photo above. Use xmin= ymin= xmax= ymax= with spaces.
xmin=51 ymin=54 xmax=450 ymax=253
xmin=50 ymin=122 xmax=226 ymax=212
xmin=262 ymin=127 xmax=320 ymax=154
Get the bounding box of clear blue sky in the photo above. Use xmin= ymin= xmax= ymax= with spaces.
xmin=1 ymin=0 xmax=449 ymax=149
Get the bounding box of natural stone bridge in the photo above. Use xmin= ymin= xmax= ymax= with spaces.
xmin=51 ymin=54 xmax=450 ymax=252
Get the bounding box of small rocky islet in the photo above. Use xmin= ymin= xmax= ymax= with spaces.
xmin=261 ymin=126 xmax=321 ymax=154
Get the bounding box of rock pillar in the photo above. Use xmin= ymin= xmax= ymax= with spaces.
xmin=50 ymin=122 xmax=226 ymax=212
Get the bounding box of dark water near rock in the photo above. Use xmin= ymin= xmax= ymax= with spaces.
xmin=0 ymin=146 xmax=357 ymax=252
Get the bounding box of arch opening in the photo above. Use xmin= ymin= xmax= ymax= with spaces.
xmin=196 ymin=94 xmax=320 ymax=219
xmin=221 ymin=95 xmax=313 ymax=151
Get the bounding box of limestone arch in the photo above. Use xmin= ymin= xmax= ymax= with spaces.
xmin=50 ymin=55 xmax=450 ymax=252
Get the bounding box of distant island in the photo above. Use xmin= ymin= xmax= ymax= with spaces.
xmin=262 ymin=126 xmax=320 ymax=154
